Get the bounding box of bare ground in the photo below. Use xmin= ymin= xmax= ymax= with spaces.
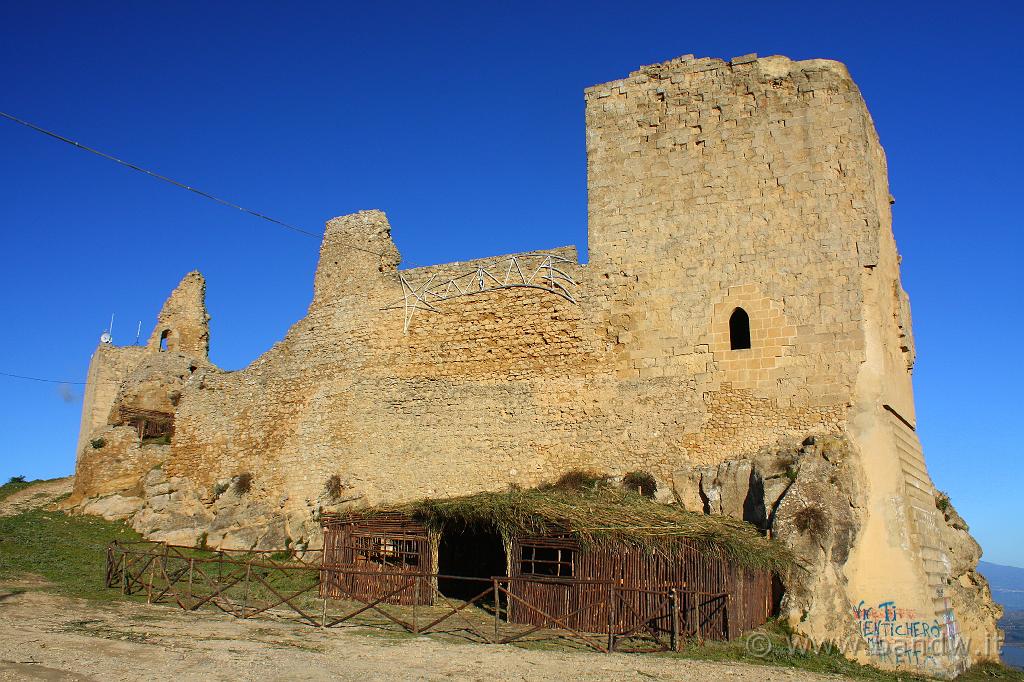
xmin=0 ymin=583 xmax=850 ymax=682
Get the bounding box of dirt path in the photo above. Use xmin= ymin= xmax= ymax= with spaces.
xmin=0 ymin=477 xmax=74 ymax=517
xmin=0 ymin=585 xmax=848 ymax=682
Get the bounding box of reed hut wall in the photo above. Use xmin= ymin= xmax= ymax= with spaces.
xmin=506 ymin=535 xmax=772 ymax=639
xmin=321 ymin=514 xmax=435 ymax=606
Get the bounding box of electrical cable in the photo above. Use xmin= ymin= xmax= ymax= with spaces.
xmin=0 ymin=370 xmax=86 ymax=385
xmin=0 ymin=110 xmax=386 ymax=256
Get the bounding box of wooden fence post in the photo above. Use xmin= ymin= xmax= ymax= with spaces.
xmin=669 ymin=588 xmax=679 ymax=652
xmin=412 ymin=576 xmax=420 ymax=635
xmin=606 ymin=583 xmax=616 ymax=653
xmin=146 ymin=554 xmax=155 ymax=604
xmin=725 ymin=594 xmax=732 ymax=641
xmin=187 ymin=558 xmax=194 ymax=607
xmin=493 ymin=578 xmax=500 ymax=643
xmin=242 ymin=563 xmax=251 ymax=618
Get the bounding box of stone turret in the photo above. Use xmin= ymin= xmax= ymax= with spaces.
xmin=310 ymin=209 xmax=401 ymax=312
xmin=146 ymin=271 xmax=210 ymax=358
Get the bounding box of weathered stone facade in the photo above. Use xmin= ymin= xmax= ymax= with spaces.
xmin=67 ymin=54 xmax=1000 ymax=676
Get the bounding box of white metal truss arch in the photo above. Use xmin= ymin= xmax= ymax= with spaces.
xmin=383 ymin=252 xmax=579 ymax=333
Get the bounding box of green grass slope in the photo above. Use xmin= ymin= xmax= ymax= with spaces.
xmin=0 ymin=478 xmax=141 ymax=600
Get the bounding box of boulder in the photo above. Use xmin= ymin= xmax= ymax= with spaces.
xmin=80 ymin=494 xmax=145 ymax=521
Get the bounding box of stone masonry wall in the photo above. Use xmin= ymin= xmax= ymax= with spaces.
xmin=74 ymin=344 xmax=147 ymax=457
xmin=585 ymin=54 xmax=871 ymax=413
xmin=78 ymin=56 xmax=883 ymax=520
xmin=75 ymin=55 xmax=893 ymax=535
xmin=165 ymin=202 xmax=849 ymax=513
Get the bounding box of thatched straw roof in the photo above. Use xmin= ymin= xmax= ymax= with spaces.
xmin=333 ymin=487 xmax=792 ymax=572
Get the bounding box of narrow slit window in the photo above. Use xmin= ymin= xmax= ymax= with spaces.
xmin=729 ymin=308 xmax=751 ymax=350
xmin=159 ymin=329 xmax=170 ymax=352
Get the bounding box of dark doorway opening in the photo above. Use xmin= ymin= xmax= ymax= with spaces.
xmin=437 ymin=525 xmax=506 ymax=601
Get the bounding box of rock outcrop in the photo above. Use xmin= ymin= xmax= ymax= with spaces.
xmin=935 ymin=496 xmax=1005 ymax=662
xmin=771 ymin=437 xmax=867 ymax=648
xmin=674 ymin=434 xmax=1002 ymax=676
xmin=673 ymin=436 xmax=867 ymax=645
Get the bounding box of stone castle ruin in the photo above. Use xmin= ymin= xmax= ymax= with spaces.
xmin=67 ymin=54 xmax=1001 ymax=675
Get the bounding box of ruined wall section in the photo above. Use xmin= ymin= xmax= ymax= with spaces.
xmin=160 ymin=57 xmax=915 ymax=525
xmin=70 ymin=271 xmax=212 ymax=507
xmin=167 ymin=212 xmax=399 ymax=515
xmin=169 ymin=212 xmax=604 ymax=528
xmin=146 ymin=271 xmax=210 ymax=357
xmin=365 ymin=246 xmax=606 ymax=495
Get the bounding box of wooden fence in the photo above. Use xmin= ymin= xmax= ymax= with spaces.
xmin=105 ymin=540 xmax=754 ymax=653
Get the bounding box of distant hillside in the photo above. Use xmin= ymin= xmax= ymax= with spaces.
xmin=981 ymin=560 xmax=1024 ymax=670
xmin=980 ymin=560 xmax=1024 ymax=611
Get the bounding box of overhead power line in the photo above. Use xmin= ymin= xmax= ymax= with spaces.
xmin=0 ymin=110 xmax=386 ymax=256
xmin=0 ymin=370 xmax=86 ymax=385
xmin=0 ymin=110 xmax=318 ymax=239
xmin=0 ymin=370 xmax=126 ymax=386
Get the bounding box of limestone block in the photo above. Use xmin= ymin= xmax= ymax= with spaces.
xmin=80 ymin=494 xmax=144 ymax=521
xmin=700 ymin=459 xmax=754 ymax=518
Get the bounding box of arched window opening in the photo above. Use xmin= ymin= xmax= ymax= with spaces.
xmin=729 ymin=308 xmax=751 ymax=350
xmin=159 ymin=329 xmax=170 ymax=352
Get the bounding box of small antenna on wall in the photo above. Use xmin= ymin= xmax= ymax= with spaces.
xmin=135 ymin=321 xmax=142 ymax=345
xmin=100 ymin=312 xmax=115 ymax=345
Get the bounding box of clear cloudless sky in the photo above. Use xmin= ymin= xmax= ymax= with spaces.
xmin=1 ymin=1 xmax=1021 ymax=566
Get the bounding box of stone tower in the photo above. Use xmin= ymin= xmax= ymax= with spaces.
xmin=584 ymin=54 xmax=996 ymax=675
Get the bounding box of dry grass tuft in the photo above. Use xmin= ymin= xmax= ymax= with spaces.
xmin=793 ymin=505 xmax=829 ymax=541
xmin=325 ymin=475 xmax=343 ymax=500
xmin=539 ymin=469 xmax=610 ymax=492
xmin=621 ymin=471 xmax=657 ymax=498
xmin=234 ymin=472 xmax=253 ymax=496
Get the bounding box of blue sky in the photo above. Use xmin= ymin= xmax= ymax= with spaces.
xmin=1 ymin=2 xmax=1021 ymax=566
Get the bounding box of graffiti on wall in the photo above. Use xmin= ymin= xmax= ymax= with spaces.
xmin=852 ymin=597 xmax=963 ymax=670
